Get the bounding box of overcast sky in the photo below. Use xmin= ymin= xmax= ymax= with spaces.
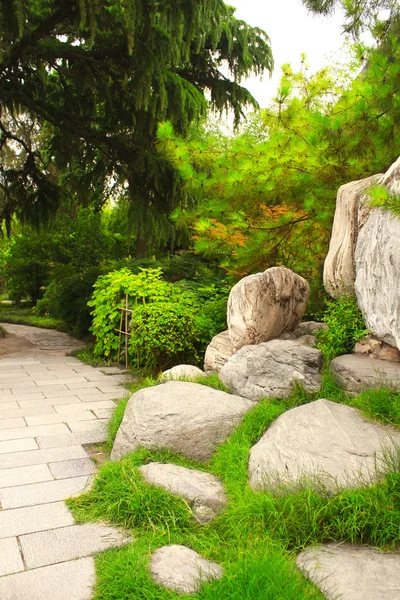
xmin=229 ymin=0 xmax=348 ymax=106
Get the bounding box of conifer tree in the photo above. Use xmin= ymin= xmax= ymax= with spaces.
xmin=0 ymin=0 xmax=273 ymax=254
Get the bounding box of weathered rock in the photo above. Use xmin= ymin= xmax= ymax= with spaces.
xmin=204 ymin=331 xmax=235 ymax=373
xmin=331 ymin=354 xmax=400 ymax=393
xmin=219 ymin=340 xmax=322 ymax=401
xmin=354 ymin=335 xmax=400 ymax=362
xmin=161 ymin=365 xmax=204 ymax=380
xmin=323 ymin=175 xmax=380 ymax=298
xmin=297 ymin=543 xmax=400 ymax=600
xmin=227 ymin=267 xmax=310 ymax=352
xmin=110 ymin=381 xmax=254 ymax=462
xmin=150 ymin=545 xmax=223 ymax=594
xmin=292 ymin=321 xmax=327 ymax=337
xmin=139 ymin=462 xmax=227 ymax=523
xmin=355 ymin=209 xmax=400 ymax=350
xmin=248 ymin=398 xmax=400 ymax=490
xmin=278 ymin=332 xmax=317 ymax=347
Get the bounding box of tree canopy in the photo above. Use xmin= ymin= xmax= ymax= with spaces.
xmin=0 ymin=0 xmax=273 ymax=254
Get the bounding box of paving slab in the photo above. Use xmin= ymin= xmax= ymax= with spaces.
xmin=0 ymin=438 xmax=38 ymax=455
xmin=0 ymin=502 xmax=75 ymax=538
xmin=49 ymin=458 xmax=97 ymax=479
xmin=20 ymin=523 xmax=129 ymax=569
xmin=25 ymin=411 xmax=96 ymax=427
xmin=0 ymin=401 xmax=19 ymax=411
xmin=0 ymin=475 xmax=90 ymax=509
xmin=0 ymin=423 xmax=70 ymax=442
xmin=0 ymin=405 xmax=56 ymax=419
xmin=0 ymin=464 xmax=53 ymax=489
xmin=0 ymin=537 xmax=24 ymax=576
xmin=0 ymin=557 xmax=96 ymax=600
xmin=0 ymin=444 xmax=88 ymax=469
xmin=0 ymin=417 xmax=26 ymax=430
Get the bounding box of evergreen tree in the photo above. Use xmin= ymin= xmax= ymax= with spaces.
xmin=0 ymin=0 xmax=273 ymax=255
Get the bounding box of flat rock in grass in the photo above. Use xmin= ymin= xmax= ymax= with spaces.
xmin=330 ymin=354 xmax=400 ymax=393
xmin=161 ymin=365 xmax=205 ymax=381
xmin=204 ymin=331 xmax=235 ymax=373
xmin=248 ymin=399 xmax=400 ymax=491
xmin=110 ymin=381 xmax=254 ymax=462
xmin=227 ymin=266 xmax=310 ymax=351
xmin=219 ymin=340 xmax=323 ymax=401
xmin=150 ymin=545 xmax=223 ymax=594
xmin=297 ymin=543 xmax=400 ymax=600
xmin=139 ymin=462 xmax=227 ymax=523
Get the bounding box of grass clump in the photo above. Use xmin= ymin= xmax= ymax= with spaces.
xmin=0 ymin=305 xmax=67 ymax=331
xmin=350 ymin=387 xmax=400 ymax=427
xmin=0 ymin=325 xmax=6 ymax=338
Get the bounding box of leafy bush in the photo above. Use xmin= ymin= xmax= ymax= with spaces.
xmin=129 ymin=303 xmax=199 ymax=370
xmin=317 ymin=296 xmax=368 ymax=360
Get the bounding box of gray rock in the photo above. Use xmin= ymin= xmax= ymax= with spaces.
xmin=248 ymin=398 xmax=400 ymax=490
xmin=219 ymin=340 xmax=322 ymax=401
xmin=110 ymin=381 xmax=254 ymax=462
xmin=204 ymin=331 xmax=235 ymax=373
xmin=354 ymin=335 xmax=400 ymax=362
xmin=161 ymin=365 xmax=204 ymax=380
xmin=355 ymin=209 xmax=400 ymax=350
xmin=331 ymin=353 xmax=400 ymax=393
xmin=139 ymin=462 xmax=227 ymax=523
xmin=227 ymin=267 xmax=309 ymax=351
xmin=323 ymin=175 xmax=379 ymax=298
xmin=292 ymin=321 xmax=327 ymax=337
xmin=297 ymin=543 xmax=400 ymax=600
xmin=150 ymin=545 xmax=223 ymax=594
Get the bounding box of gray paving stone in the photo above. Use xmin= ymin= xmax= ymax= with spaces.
xmin=0 ymin=406 xmax=55 ymax=419
xmin=20 ymin=523 xmax=129 ymax=569
xmin=0 ymin=375 xmax=31 ymax=384
xmin=0 ymin=556 xmax=95 ymax=600
xmin=0 ymin=502 xmax=74 ymax=538
xmin=17 ymin=395 xmax=82 ymax=408
xmin=67 ymin=420 xmax=108 ymax=433
xmin=0 ymin=388 xmax=11 ymax=396
xmin=0 ymin=380 xmax=36 ymax=390
xmin=0 ymin=444 xmax=88 ymax=469
xmin=0 ymin=423 xmax=70 ymax=442
xmin=36 ymin=377 xmax=88 ymax=387
xmin=77 ymin=391 xmax=128 ymax=402
xmin=73 ymin=430 xmax=108 ymax=445
xmin=92 ymin=408 xmax=113 ymax=419
xmin=36 ymin=430 xmax=107 ymax=448
xmin=0 ymin=537 xmax=24 ymax=576
xmin=66 ymin=381 xmax=106 ymax=390
xmin=0 ymin=417 xmax=26 ymax=430
xmin=49 ymin=458 xmax=97 ymax=479
xmin=0 ymin=475 xmax=90 ymax=508
xmin=0 ymin=401 xmax=19 ymax=411
xmin=54 ymin=400 xmax=116 ymax=414
xmin=0 ymin=370 xmax=26 ymax=378
xmin=0 ymin=464 xmax=53 ymax=488
xmin=0 ymin=438 xmax=38 ymax=455
xmin=25 ymin=412 xmax=96 ymax=427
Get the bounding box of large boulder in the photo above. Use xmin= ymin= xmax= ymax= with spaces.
xmin=248 ymin=398 xmax=400 ymax=490
xmin=150 ymin=545 xmax=223 ymax=594
xmin=330 ymin=354 xmax=400 ymax=393
xmin=139 ymin=463 xmax=227 ymax=523
xmin=227 ymin=267 xmax=309 ymax=352
xmin=323 ymin=175 xmax=379 ymax=298
xmin=297 ymin=543 xmax=400 ymax=600
xmin=110 ymin=381 xmax=254 ymax=462
xmin=219 ymin=340 xmax=322 ymax=401
xmin=204 ymin=331 xmax=235 ymax=373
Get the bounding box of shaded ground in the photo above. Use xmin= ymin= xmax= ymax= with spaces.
xmin=0 ymin=332 xmax=35 ymax=356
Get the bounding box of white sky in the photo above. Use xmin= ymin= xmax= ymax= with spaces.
xmin=229 ymin=0 xmax=348 ymax=107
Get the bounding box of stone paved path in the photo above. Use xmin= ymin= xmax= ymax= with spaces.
xmin=0 ymin=324 xmax=131 ymax=599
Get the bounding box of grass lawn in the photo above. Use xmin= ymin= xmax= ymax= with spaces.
xmin=67 ymin=372 xmax=400 ymax=599
xmin=0 ymin=303 xmax=67 ymax=331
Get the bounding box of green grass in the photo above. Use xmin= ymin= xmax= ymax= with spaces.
xmin=0 ymin=305 xmax=67 ymax=331
xmin=67 ymin=369 xmax=400 ymax=600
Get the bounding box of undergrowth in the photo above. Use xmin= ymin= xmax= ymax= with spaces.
xmin=0 ymin=305 xmax=67 ymax=331
xmin=67 ymin=370 xmax=400 ymax=600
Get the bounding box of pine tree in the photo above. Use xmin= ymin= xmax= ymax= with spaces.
xmin=0 ymin=0 xmax=273 ymax=254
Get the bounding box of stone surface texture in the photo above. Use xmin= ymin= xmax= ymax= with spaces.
xmin=297 ymin=543 xmax=400 ymax=600
xmin=331 ymin=353 xmax=400 ymax=393
xmin=204 ymin=330 xmax=235 ymax=373
xmin=219 ymin=340 xmax=323 ymax=401
xmin=139 ymin=462 xmax=227 ymax=523
xmin=227 ymin=266 xmax=310 ymax=351
xmin=323 ymin=175 xmax=379 ymax=298
xmin=111 ymin=381 xmax=254 ymax=462
xmin=0 ymin=323 xmax=132 ymax=599
xmin=354 ymin=335 xmax=400 ymax=362
xmin=248 ymin=398 xmax=400 ymax=490
xmin=150 ymin=545 xmax=223 ymax=594
xmin=161 ymin=364 xmax=204 ymax=380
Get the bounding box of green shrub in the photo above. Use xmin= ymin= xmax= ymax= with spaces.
xmin=317 ymin=296 xmax=368 ymax=361
xmin=129 ymin=303 xmax=200 ymax=370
